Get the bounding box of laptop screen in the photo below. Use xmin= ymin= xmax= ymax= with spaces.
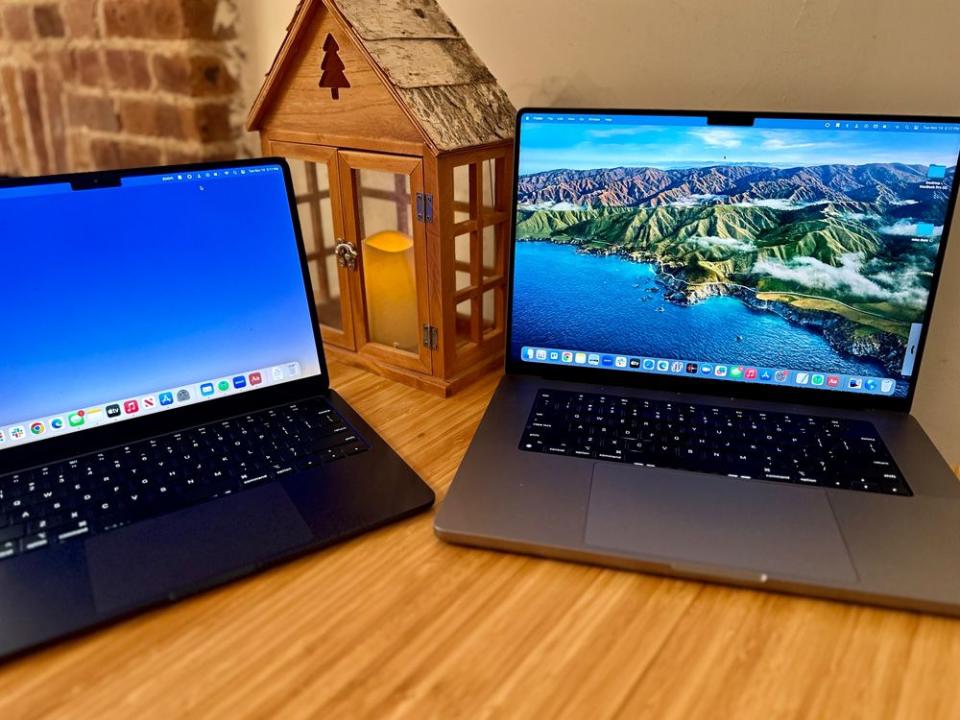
xmin=510 ymin=112 xmax=960 ymax=400
xmin=0 ymin=162 xmax=322 ymax=450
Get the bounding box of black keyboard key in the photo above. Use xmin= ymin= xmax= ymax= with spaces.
xmin=520 ymin=389 xmax=910 ymax=496
xmin=342 ymin=442 xmax=368 ymax=457
xmin=56 ymin=522 xmax=90 ymax=543
xmin=0 ymin=541 xmax=18 ymax=560
xmin=22 ymin=533 xmax=49 ymax=553
xmin=0 ymin=524 xmax=25 ymax=544
xmin=0 ymin=397 xmax=369 ymax=562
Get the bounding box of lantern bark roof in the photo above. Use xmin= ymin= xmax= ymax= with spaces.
xmin=247 ymin=0 xmax=516 ymax=153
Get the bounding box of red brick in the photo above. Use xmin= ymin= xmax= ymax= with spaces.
xmin=0 ymin=96 xmax=13 ymax=175
xmin=189 ymin=55 xmax=238 ymax=96
xmin=3 ymin=5 xmax=33 ymax=41
xmin=21 ymin=68 xmax=50 ymax=174
xmin=152 ymin=54 xmax=190 ymax=93
xmin=163 ymin=146 xmax=238 ymax=165
xmin=63 ymin=0 xmax=99 ymax=38
xmin=58 ymin=49 xmax=78 ymax=82
xmin=105 ymin=49 xmax=152 ymax=90
xmin=34 ymin=4 xmax=65 ymax=38
xmin=163 ymin=148 xmax=202 ymax=165
xmin=103 ymin=0 xmax=184 ymax=39
xmin=118 ymin=98 xmax=184 ymax=139
xmin=116 ymin=99 xmax=236 ymax=144
xmin=152 ymin=53 xmax=238 ymax=97
xmin=188 ymin=103 xmax=234 ymax=143
xmin=74 ymin=48 xmax=105 ymax=87
xmin=182 ymin=0 xmax=223 ymax=40
xmin=101 ymin=0 xmax=236 ymax=40
xmin=67 ymin=93 xmax=119 ymax=133
xmin=202 ymin=147 xmax=238 ymax=162
xmin=1 ymin=66 xmax=30 ymax=173
xmin=0 ymin=0 xmax=242 ymax=176
xmin=68 ymin=131 xmax=93 ymax=170
xmin=90 ymin=138 xmax=162 ymax=170
xmin=42 ymin=66 xmax=67 ymax=172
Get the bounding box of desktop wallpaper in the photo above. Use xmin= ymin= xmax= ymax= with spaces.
xmin=511 ymin=116 xmax=960 ymax=396
xmin=0 ymin=165 xmax=322 ymax=430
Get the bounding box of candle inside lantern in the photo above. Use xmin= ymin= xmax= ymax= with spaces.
xmin=362 ymin=230 xmax=418 ymax=352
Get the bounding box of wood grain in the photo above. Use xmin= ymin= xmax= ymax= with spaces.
xmin=258 ymin=6 xmax=424 ymax=148
xmin=2 ymin=359 xmax=960 ymax=719
xmin=266 ymin=139 xmax=358 ymax=352
xmin=250 ymin=1 xmax=515 ymax=394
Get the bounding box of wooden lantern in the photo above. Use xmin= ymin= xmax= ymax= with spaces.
xmin=247 ymin=0 xmax=516 ymax=396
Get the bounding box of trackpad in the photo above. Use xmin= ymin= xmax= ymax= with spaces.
xmin=86 ymin=484 xmax=314 ymax=615
xmin=585 ymin=464 xmax=857 ymax=583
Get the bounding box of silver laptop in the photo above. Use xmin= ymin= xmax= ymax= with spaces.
xmin=435 ymin=109 xmax=960 ymax=615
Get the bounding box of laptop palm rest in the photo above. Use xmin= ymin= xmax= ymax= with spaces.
xmin=85 ymin=484 xmax=314 ymax=615
xmin=585 ymin=464 xmax=858 ymax=584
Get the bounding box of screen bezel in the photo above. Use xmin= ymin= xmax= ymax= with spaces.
xmin=0 ymin=156 xmax=329 ymax=474
xmin=505 ymin=107 xmax=960 ymax=412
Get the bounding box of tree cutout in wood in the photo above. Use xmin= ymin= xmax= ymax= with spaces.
xmin=319 ymin=34 xmax=350 ymax=100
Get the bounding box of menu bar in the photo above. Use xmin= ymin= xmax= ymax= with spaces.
xmin=520 ymin=114 xmax=960 ymax=134
xmin=0 ymin=165 xmax=281 ymax=202
xmin=122 ymin=164 xmax=281 ymax=188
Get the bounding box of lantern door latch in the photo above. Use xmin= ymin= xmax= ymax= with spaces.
xmin=422 ymin=324 xmax=438 ymax=350
xmin=335 ymin=239 xmax=358 ymax=270
xmin=416 ymin=192 xmax=434 ymax=223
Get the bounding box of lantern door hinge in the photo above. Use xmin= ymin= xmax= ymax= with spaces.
xmin=422 ymin=324 xmax=439 ymax=350
xmin=416 ymin=192 xmax=434 ymax=223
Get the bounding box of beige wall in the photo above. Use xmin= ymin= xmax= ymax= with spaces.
xmin=238 ymin=0 xmax=960 ymax=460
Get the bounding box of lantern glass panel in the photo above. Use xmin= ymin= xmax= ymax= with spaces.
xmin=455 ymin=232 xmax=472 ymax=291
xmin=455 ymin=298 xmax=474 ymax=348
xmin=482 ymin=288 xmax=496 ymax=331
xmin=482 ymin=224 xmax=499 ymax=280
xmin=356 ymin=169 xmax=418 ymax=353
xmin=453 ymin=163 xmax=472 ymax=224
xmin=481 ymin=158 xmax=497 ymax=214
xmin=290 ymin=159 xmax=342 ymax=330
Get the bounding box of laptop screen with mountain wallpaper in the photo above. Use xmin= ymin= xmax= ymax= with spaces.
xmin=511 ymin=112 xmax=960 ymax=399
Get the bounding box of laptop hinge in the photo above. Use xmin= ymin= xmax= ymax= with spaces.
xmin=416 ymin=192 xmax=434 ymax=223
xmin=422 ymin=324 xmax=438 ymax=350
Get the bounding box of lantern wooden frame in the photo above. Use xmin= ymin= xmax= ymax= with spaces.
xmin=248 ymin=0 xmax=516 ymax=396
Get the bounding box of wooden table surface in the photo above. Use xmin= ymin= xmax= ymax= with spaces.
xmin=3 ymin=358 xmax=960 ymax=719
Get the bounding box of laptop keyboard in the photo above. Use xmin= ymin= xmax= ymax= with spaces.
xmin=0 ymin=397 xmax=368 ymax=561
xmin=520 ymin=389 xmax=911 ymax=496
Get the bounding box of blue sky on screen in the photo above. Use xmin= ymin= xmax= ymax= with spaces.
xmin=0 ymin=167 xmax=322 ymax=427
xmin=518 ymin=120 xmax=960 ymax=175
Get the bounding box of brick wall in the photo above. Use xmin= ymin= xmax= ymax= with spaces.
xmin=0 ymin=0 xmax=246 ymax=176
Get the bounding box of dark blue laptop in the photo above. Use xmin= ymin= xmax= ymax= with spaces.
xmin=0 ymin=158 xmax=433 ymax=661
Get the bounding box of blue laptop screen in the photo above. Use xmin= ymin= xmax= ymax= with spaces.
xmin=0 ymin=163 xmax=322 ymax=449
xmin=510 ymin=113 xmax=960 ymax=399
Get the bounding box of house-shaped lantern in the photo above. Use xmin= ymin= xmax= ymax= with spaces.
xmin=247 ymin=0 xmax=516 ymax=396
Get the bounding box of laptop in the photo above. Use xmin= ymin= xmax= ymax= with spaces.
xmin=436 ymin=108 xmax=960 ymax=615
xmin=0 ymin=158 xmax=434 ymax=660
